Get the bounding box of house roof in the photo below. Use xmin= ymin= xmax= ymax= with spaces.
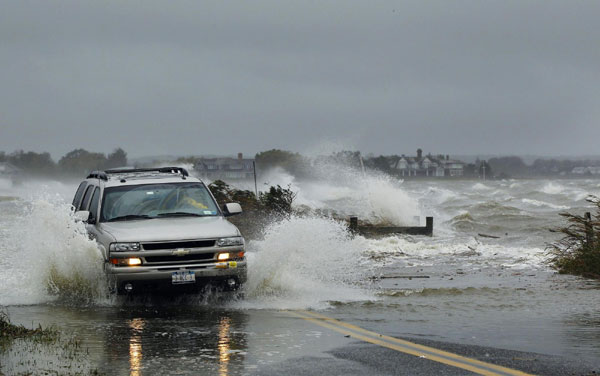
xmin=0 ymin=162 xmax=21 ymax=174
xmin=389 ymin=154 xmax=464 ymax=170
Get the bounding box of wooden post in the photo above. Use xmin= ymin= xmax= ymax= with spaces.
xmin=349 ymin=216 xmax=358 ymax=233
xmin=425 ymin=216 xmax=433 ymax=236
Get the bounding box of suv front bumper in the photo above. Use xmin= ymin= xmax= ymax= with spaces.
xmin=105 ymin=260 xmax=247 ymax=293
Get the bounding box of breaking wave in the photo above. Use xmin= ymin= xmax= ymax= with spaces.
xmin=255 ymin=162 xmax=420 ymax=226
xmin=540 ymin=182 xmax=565 ymax=195
xmin=522 ymin=198 xmax=569 ymax=210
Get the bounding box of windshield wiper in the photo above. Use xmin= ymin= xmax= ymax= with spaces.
xmin=107 ymin=214 xmax=153 ymax=222
xmin=157 ymin=212 xmax=208 ymax=218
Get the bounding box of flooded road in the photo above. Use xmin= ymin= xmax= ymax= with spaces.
xmin=1 ymin=176 xmax=600 ymax=374
xmin=4 ymin=304 xmax=353 ymax=375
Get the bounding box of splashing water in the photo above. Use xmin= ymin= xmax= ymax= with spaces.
xmin=0 ymin=176 xmax=588 ymax=310
xmin=0 ymin=194 xmax=107 ymax=306
xmin=239 ymin=216 xmax=374 ymax=310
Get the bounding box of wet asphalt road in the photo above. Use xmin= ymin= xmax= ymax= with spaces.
xmin=261 ymin=336 xmax=600 ymax=376
xmin=3 ymin=304 xmax=600 ymax=375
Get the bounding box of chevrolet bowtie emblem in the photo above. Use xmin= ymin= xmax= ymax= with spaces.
xmin=172 ymin=248 xmax=191 ymax=256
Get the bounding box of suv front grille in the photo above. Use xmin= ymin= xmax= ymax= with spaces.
xmin=142 ymin=240 xmax=215 ymax=251
xmin=144 ymin=253 xmax=215 ymax=264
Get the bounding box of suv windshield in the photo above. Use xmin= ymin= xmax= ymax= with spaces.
xmin=101 ymin=182 xmax=219 ymax=222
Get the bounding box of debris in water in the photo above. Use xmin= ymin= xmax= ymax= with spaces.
xmin=478 ymin=233 xmax=501 ymax=239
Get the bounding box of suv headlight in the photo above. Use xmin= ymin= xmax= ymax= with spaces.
xmin=216 ymin=237 xmax=244 ymax=247
xmin=109 ymin=242 xmax=141 ymax=252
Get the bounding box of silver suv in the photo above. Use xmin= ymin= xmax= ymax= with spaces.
xmin=71 ymin=167 xmax=247 ymax=294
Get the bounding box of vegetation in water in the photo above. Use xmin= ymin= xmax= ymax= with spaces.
xmin=1 ymin=308 xmax=102 ymax=375
xmin=549 ymin=196 xmax=600 ymax=279
xmin=0 ymin=309 xmax=59 ymax=350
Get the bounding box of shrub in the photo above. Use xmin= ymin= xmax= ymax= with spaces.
xmin=259 ymin=185 xmax=296 ymax=217
xmin=549 ymin=196 xmax=600 ymax=278
xmin=207 ymin=181 xmax=297 ymax=239
xmin=207 ymin=180 xmax=260 ymax=211
xmin=207 ymin=180 xmax=233 ymax=205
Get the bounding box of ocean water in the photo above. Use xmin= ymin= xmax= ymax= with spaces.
xmin=1 ymin=174 xmax=599 ymax=372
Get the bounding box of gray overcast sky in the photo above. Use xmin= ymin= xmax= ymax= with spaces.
xmin=1 ymin=0 xmax=599 ymax=158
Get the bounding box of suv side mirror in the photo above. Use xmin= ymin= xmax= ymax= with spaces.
xmin=74 ymin=210 xmax=91 ymax=223
xmin=223 ymin=203 xmax=242 ymax=217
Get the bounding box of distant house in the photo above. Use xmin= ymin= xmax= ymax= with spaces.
xmin=389 ymin=149 xmax=465 ymax=177
xmin=194 ymin=153 xmax=255 ymax=180
xmin=572 ymin=166 xmax=600 ymax=175
xmin=0 ymin=162 xmax=21 ymax=179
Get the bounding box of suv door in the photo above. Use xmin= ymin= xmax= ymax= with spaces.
xmin=79 ymin=184 xmax=95 ymax=212
xmin=72 ymin=181 xmax=88 ymax=209
xmin=83 ymin=186 xmax=102 ymax=241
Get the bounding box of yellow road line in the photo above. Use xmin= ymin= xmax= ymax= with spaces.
xmin=300 ymin=310 xmax=532 ymax=376
xmin=288 ymin=310 xmax=534 ymax=376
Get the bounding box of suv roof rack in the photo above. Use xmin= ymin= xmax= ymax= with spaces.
xmin=87 ymin=171 xmax=108 ymax=180
xmin=86 ymin=167 xmax=189 ymax=181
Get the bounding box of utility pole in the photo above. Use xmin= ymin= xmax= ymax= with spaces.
xmin=482 ymin=163 xmax=486 ymax=180
xmin=253 ymin=161 xmax=258 ymax=199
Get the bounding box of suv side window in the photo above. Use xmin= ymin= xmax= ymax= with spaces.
xmin=80 ymin=185 xmax=95 ymax=211
xmin=88 ymin=187 xmax=100 ymax=222
xmin=72 ymin=182 xmax=87 ymax=208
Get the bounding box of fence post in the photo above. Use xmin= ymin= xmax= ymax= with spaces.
xmin=349 ymin=216 xmax=358 ymax=233
xmin=425 ymin=216 xmax=434 ymax=236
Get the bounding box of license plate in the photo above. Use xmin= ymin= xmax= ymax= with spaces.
xmin=172 ymin=271 xmax=196 ymax=284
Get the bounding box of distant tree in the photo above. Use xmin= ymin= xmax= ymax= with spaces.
xmin=175 ymin=156 xmax=199 ymax=165
xmin=58 ymin=149 xmax=107 ymax=175
xmin=106 ymin=148 xmax=127 ymax=169
xmin=8 ymin=150 xmax=56 ymax=175
xmin=0 ymin=151 xmax=6 ymax=162
xmin=488 ymin=156 xmax=529 ymax=177
xmin=329 ymin=150 xmax=362 ymax=168
xmin=255 ymin=149 xmax=308 ymax=177
xmin=531 ymin=159 xmax=564 ymax=175
xmin=367 ymin=155 xmax=392 ymax=173
xmin=463 ymin=163 xmax=478 ymax=177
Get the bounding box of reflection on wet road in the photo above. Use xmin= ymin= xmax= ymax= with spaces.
xmin=94 ymin=305 xmax=252 ymax=374
xmin=128 ymin=318 xmax=144 ymax=376
xmin=3 ymin=303 xmax=354 ymax=375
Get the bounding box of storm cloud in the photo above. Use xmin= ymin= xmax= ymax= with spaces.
xmin=1 ymin=0 xmax=599 ymax=158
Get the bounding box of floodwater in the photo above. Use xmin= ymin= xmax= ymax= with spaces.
xmin=1 ymin=173 xmax=600 ymax=374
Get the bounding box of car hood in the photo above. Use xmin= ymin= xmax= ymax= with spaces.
xmin=99 ymin=216 xmax=240 ymax=242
